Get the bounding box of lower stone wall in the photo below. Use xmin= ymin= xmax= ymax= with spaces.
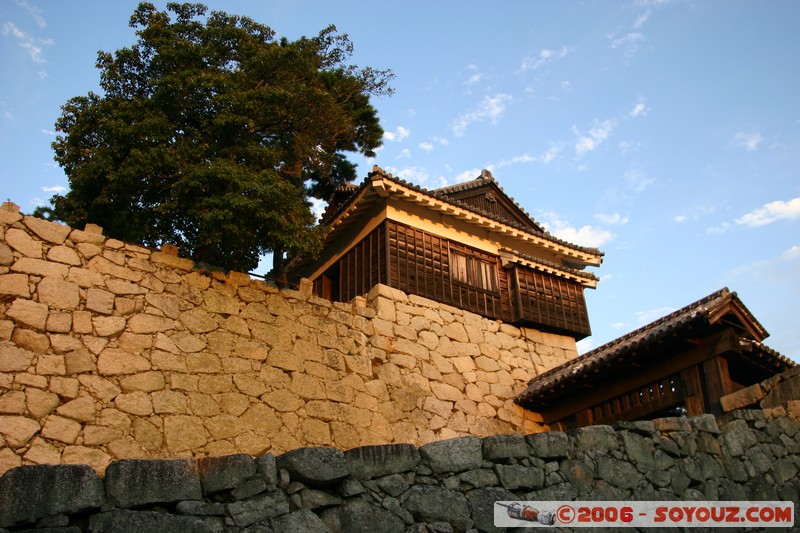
xmin=1 ymin=408 xmax=798 ymax=532
xmin=1 ymin=205 xmax=577 ymax=476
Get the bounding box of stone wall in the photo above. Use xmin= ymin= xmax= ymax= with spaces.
xmin=0 ymin=203 xmax=577 ymax=475
xmin=1 ymin=408 xmax=798 ymax=532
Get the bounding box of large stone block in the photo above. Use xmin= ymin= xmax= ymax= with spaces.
xmin=482 ymin=433 xmax=529 ymax=460
xmin=227 ymin=490 xmax=290 ymax=527
xmin=197 ymin=454 xmax=257 ymax=495
xmin=0 ymin=343 xmax=35 ymax=372
xmin=420 ymin=436 xmax=482 ymax=473
xmin=0 ymin=416 xmax=40 ymax=448
xmin=401 ymin=485 xmax=470 ymax=529
xmin=0 ymin=464 xmax=104 ymax=528
xmin=276 ymin=446 xmax=349 ymax=488
xmin=6 ymin=299 xmax=48 ymax=330
xmin=37 ymin=277 xmax=80 ymax=310
xmin=335 ymin=498 xmax=405 ymax=533
xmin=344 ymin=443 xmax=420 ymax=480
xmin=105 ymin=458 xmax=202 ymax=508
xmin=89 ymin=509 xmax=214 ymax=533
xmin=526 ymin=431 xmax=571 ymax=459
xmin=0 ymin=273 xmax=30 ymax=297
xmin=22 ymin=216 xmax=70 ymax=244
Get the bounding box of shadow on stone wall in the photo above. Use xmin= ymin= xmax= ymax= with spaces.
xmin=1 ymin=409 xmax=798 ymax=532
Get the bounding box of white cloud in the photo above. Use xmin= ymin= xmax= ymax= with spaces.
xmin=17 ymin=0 xmax=47 ymax=28
xmin=624 ymin=168 xmax=656 ymax=192
xmin=387 ymin=166 xmax=452 ymax=189
xmin=726 ymin=244 xmax=800 ymax=284
xmin=706 ymin=222 xmax=731 ymax=235
xmin=41 ymin=129 xmax=55 ymax=136
xmin=537 ymin=210 xmax=614 ymax=248
xmin=635 ymin=306 xmax=676 ymax=325
xmin=629 ymin=102 xmax=647 ymax=118
xmin=674 ymin=214 xmax=687 ymax=223
xmin=383 ymin=126 xmax=410 ymax=142
xmin=465 ymin=64 xmax=483 ymax=85
xmin=609 ymin=32 xmax=644 ymax=50
xmin=633 ymin=11 xmax=651 ymax=29
xmin=574 ymin=119 xmax=615 ymax=156
xmin=452 ymin=94 xmax=512 ymax=137
xmin=733 ymin=131 xmax=763 ymax=152
xmin=419 ymin=142 xmax=434 ymax=152
xmin=41 ymin=185 xmax=65 ymax=193
xmin=309 ymin=197 xmax=326 ymax=221
xmin=595 ymin=213 xmax=629 ymax=225
xmin=520 ymin=46 xmax=570 ymax=72
xmin=735 ymin=197 xmax=800 ymax=227
xmin=2 ymin=22 xmax=53 ymax=64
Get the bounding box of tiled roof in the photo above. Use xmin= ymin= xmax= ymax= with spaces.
xmin=516 ymin=288 xmax=795 ymax=405
xmin=322 ymin=166 xmax=603 ymax=257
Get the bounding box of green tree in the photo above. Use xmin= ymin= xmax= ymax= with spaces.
xmin=49 ymin=2 xmax=391 ymax=277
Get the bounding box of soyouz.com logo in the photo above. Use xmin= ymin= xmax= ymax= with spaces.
xmin=494 ymin=501 xmax=794 ymax=528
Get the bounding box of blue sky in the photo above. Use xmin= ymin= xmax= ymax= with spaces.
xmin=2 ymin=0 xmax=799 ymax=360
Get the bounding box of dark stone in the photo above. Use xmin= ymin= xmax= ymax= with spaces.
xmin=232 ymin=477 xmax=268 ymax=500
xmin=455 ymin=468 xmax=498 ymax=489
xmin=270 ymin=509 xmax=330 ymax=533
xmin=720 ymin=419 xmax=758 ymax=457
xmin=256 ymin=453 xmax=278 ymax=486
xmin=299 ymin=488 xmax=342 ymax=511
xmin=88 ymin=510 xmax=214 ymax=533
xmin=466 ymin=486 xmax=517 ymax=533
xmin=595 ymin=456 xmax=641 ymax=489
xmin=376 ymin=473 xmax=409 ymax=497
xmin=590 ymin=479 xmax=626 ymax=501
xmin=525 ymin=482 xmax=578 ymax=501
xmin=482 ymin=434 xmax=528 ymax=461
xmin=197 ymin=454 xmax=257 ymax=495
xmin=560 ymin=459 xmax=593 ymax=491
xmin=338 ymin=479 xmax=365 ymax=497
xmin=344 ymin=443 xmax=420 ymax=480
xmin=419 ymin=436 xmax=482 ymax=474
xmin=402 ymin=485 xmax=470 ymax=528
xmin=175 ymin=501 xmax=227 ymax=516
xmin=0 ymin=464 xmax=105 ymax=528
xmin=690 ymin=414 xmax=720 ymax=434
xmin=575 ymin=425 xmax=618 ymax=453
xmin=654 ymin=435 xmax=681 ymax=457
xmin=381 ymin=496 xmax=413 ymax=524
xmin=770 ymin=457 xmax=798 ymax=484
xmin=227 ymin=491 xmax=290 ymax=528
xmin=620 ymin=430 xmax=654 ymax=470
xmin=494 ymin=464 xmax=544 ymax=490
xmin=277 ymin=447 xmax=349 ymax=488
xmin=105 ymin=459 xmax=201 ymax=509
xmin=337 ymin=499 xmax=405 ymax=533
xmin=761 ymin=373 xmax=800 ymax=408
xmin=653 ymin=417 xmax=692 ymax=432
xmin=526 ymin=431 xmax=571 ymax=459
xmin=696 ymin=431 xmax=722 ymax=455
xmin=612 ymin=420 xmax=655 ymax=435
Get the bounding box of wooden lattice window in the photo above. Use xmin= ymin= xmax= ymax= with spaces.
xmin=450 ymin=251 xmax=499 ymax=293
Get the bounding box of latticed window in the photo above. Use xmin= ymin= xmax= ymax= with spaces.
xmin=450 ymin=251 xmax=498 ymax=292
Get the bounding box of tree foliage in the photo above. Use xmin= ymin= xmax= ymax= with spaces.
xmin=49 ymin=2 xmax=392 ymax=274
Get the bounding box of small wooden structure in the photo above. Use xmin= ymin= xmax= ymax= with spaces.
xmin=516 ymin=288 xmax=796 ymax=429
xmin=289 ymin=167 xmax=603 ymax=340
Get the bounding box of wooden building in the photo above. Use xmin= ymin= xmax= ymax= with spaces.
xmin=516 ymin=288 xmax=796 ymax=429
xmin=288 ymin=166 xmax=603 ymax=340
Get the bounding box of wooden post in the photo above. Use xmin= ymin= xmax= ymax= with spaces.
xmin=681 ymin=365 xmax=706 ymax=416
xmin=702 ymin=355 xmax=734 ymax=416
